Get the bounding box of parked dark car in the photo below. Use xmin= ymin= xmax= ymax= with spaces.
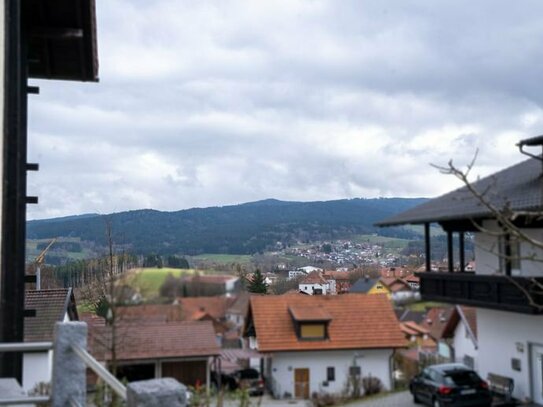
xmin=232 ymin=368 xmax=264 ymax=396
xmin=410 ymin=363 xmax=492 ymax=407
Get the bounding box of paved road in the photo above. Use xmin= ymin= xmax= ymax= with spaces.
xmin=347 ymin=391 xmax=417 ymax=406
xmin=220 ymin=391 xmax=416 ymax=407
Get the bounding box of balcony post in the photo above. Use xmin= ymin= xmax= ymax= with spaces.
xmin=424 ymin=223 xmax=431 ymax=272
xmin=447 ymin=230 xmax=454 ymax=272
xmin=51 ymin=322 xmax=87 ymax=407
xmin=459 ymin=232 xmax=465 ymax=272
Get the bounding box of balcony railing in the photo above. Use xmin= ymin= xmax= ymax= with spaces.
xmin=418 ymin=272 xmax=543 ymax=314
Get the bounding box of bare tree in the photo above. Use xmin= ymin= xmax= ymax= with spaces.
xmin=79 ymin=219 xmax=132 ymax=377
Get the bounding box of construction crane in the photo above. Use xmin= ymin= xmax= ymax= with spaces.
xmin=34 ymin=238 xmax=57 ymax=290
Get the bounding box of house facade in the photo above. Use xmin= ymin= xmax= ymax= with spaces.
xmin=23 ymin=289 xmax=79 ymax=391
xmin=377 ymin=137 xmax=543 ymax=405
xmin=298 ymin=271 xmax=333 ymax=295
xmin=245 ymin=294 xmax=405 ymax=399
xmin=88 ymin=320 xmax=220 ymax=387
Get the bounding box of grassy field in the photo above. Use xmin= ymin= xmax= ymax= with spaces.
xmin=122 ymin=267 xmax=199 ymax=299
xmin=351 ymin=234 xmax=411 ymax=249
xmin=191 ymin=253 xmax=252 ymax=265
xmin=26 ymin=237 xmax=96 ymax=263
xmin=403 ymin=224 xmax=445 ymax=237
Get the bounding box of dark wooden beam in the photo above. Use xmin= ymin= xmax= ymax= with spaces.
xmin=504 ymin=234 xmax=512 ymax=276
xmin=447 ymin=230 xmax=454 ymax=273
xmin=424 ymin=223 xmax=431 ymax=272
xmin=29 ymin=27 xmax=84 ymax=40
xmin=0 ymin=0 xmax=26 ymax=381
xmin=459 ymin=232 xmax=465 ymax=272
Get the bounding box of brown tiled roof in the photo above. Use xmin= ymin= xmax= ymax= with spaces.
xmin=422 ymin=307 xmax=457 ymax=341
xmin=380 ymin=278 xmax=411 ymax=292
xmin=300 ymin=271 xmax=327 ymax=284
xmin=89 ymin=321 xmax=220 ymax=361
xmin=323 ymin=271 xmax=350 ymax=281
xmin=289 ymin=305 xmax=332 ymax=321
xmin=227 ymin=292 xmax=250 ymax=315
xmin=178 ymin=296 xmax=237 ymax=321
xmin=458 ymin=306 xmax=477 ymax=339
xmin=248 ymin=294 xmax=406 ymax=352
xmin=403 ymin=321 xmax=429 ymax=335
xmin=400 ymin=323 xmax=418 ymax=336
xmin=24 ymin=289 xmax=77 ymax=342
xmin=116 ymin=304 xmax=183 ymax=323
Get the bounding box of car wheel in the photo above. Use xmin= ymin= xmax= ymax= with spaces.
xmin=412 ymin=389 xmax=421 ymax=404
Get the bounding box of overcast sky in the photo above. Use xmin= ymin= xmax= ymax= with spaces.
xmin=27 ymin=0 xmax=543 ymax=219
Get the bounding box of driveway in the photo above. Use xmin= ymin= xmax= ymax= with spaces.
xmin=346 ymin=391 xmax=417 ymax=406
xmin=219 ymin=391 xmax=416 ymax=407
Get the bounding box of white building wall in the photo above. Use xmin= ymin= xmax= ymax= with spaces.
xmin=452 ymin=321 xmax=477 ymax=370
xmin=477 ymin=308 xmax=543 ymax=402
xmin=268 ymin=349 xmax=393 ymax=398
xmin=299 ymin=283 xmax=328 ymax=295
xmin=474 ymin=222 xmax=543 ymax=277
xmin=22 ymin=351 xmax=52 ymax=391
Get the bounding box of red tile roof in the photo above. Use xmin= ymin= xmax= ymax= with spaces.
xmin=422 ymin=307 xmax=457 ymax=341
xmin=178 ymin=296 xmax=237 ymax=321
xmin=402 ymin=321 xmax=429 ymax=335
xmin=405 ymin=275 xmax=420 ymax=283
xmin=248 ymin=294 xmax=406 ymax=352
xmin=289 ymin=305 xmax=332 ymax=321
xmin=89 ymin=321 xmax=220 ymax=361
xmin=300 ymin=271 xmax=327 ymax=284
xmin=459 ymin=306 xmax=477 ymax=339
xmin=116 ymin=304 xmax=184 ymax=323
xmin=323 ymin=271 xmax=350 ymax=281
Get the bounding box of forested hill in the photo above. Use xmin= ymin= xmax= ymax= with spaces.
xmin=27 ymin=198 xmax=428 ymax=255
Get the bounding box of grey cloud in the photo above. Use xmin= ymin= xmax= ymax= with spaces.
xmin=26 ymin=0 xmax=543 ymax=219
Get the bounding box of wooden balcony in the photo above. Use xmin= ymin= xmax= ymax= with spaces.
xmin=418 ymin=272 xmax=543 ymax=314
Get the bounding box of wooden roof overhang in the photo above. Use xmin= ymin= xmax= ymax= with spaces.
xmin=24 ymin=0 xmax=99 ymax=82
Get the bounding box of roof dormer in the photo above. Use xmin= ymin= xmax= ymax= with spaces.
xmin=289 ymin=305 xmax=332 ymax=341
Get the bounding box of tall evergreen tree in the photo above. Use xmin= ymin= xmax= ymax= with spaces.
xmin=247 ymin=268 xmax=268 ymax=294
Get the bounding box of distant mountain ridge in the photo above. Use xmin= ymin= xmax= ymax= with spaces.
xmin=27 ymin=198 xmax=428 ymax=256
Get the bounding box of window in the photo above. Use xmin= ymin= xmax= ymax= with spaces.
xmin=327 ymin=367 xmax=335 ymax=381
xmin=300 ymin=323 xmax=326 ymax=339
xmin=500 ymin=234 xmax=521 ymax=275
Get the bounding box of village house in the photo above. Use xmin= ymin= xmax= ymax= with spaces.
xmin=323 ymin=271 xmax=352 ymax=294
xmin=244 ymin=294 xmax=406 ymax=399
xmin=349 ymin=276 xmax=378 ymax=294
xmin=377 ymin=136 xmax=543 ymax=404
xmin=180 ymin=274 xmax=241 ymax=296
xmin=22 ymin=289 xmax=78 ymax=391
xmin=298 ymin=271 xmax=333 ymax=295
xmin=88 ymin=320 xmax=220 ymax=387
xmin=115 ymin=294 xmax=248 ymax=344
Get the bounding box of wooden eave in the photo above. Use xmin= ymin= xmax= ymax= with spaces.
xmin=24 ymin=0 xmax=99 ymax=82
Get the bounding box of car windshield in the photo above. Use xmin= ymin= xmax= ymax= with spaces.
xmin=443 ymin=371 xmax=481 ymax=386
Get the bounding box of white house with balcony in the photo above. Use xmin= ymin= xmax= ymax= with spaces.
xmin=377 ymin=136 xmax=543 ymax=405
